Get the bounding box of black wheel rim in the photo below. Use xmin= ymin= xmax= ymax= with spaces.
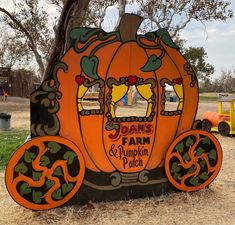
xmin=202 ymin=119 xmax=212 ymax=132
xmin=218 ymin=122 xmax=230 ymax=136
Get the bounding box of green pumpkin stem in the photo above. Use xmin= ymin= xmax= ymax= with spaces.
xmin=119 ymin=14 xmax=143 ymax=42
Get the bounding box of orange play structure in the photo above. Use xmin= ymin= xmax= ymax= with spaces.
xmin=202 ymin=97 xmax=235 ymax=136
xmin=5 ymin=14 xmax=223 ymax=210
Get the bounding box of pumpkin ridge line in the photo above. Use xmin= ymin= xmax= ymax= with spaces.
xmin=101 ymin=42 xmax=125 ymax=172
xmin=75 ymin=85 xmax=101 ymax=172
xmin=160 ymin=40 xmax=185 ymax=139
xmin=142 ymin=48 xmax=160 ymax=170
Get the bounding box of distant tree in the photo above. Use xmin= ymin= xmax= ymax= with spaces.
xmin=211 ymin=78 xmax=222 ymax=93
xmin=207 ymin=68 xmax=235 ymax=93
xmin=201 ymin=78 xmax=213 ymax=92
xmin=0 ymin=36 xmax=30 ymax=68
xmin=84 ymin=0 xmax=117 ymax=28
xmin=184 ymin=47 xmax=215 ymax=81
xmin=218 ymin=69 xmax=235 ymax=92
xmin=0 ymin=0 xmax=53 ymax=77
xmin=46 ymin=0 xmax=65 ymax=10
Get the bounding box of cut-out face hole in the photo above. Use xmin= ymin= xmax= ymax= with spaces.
xmin=106 ymin=77 xmax=156 ymax=121
xmin=77 ymin=80 xmax=104 ymax=115
xmin=161 ymin=80 xmax=184 ymax=116
xmin=115 ymin=86 xmax=149 ymax=117
xmin=164 ymin=84 xmax=180 ymax=112
xmin=81 ymin=83 xmax=101 ymax=110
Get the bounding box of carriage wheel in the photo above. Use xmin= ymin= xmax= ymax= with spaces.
xmin=5 ymin=136 xmax=85 ymax=210
xmin=165 ymin=130 xmax=222 ymax=192
xmin=201 ymin=119 xmax=212 ymax=132
xmin=218 ymin=121 xmax=230 ymax=136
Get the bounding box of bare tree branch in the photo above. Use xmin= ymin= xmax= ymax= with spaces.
xmin=0 ymin=6 xmax=45 ymax=75
xmin=138 ymin=0 xmax=233 ymax=38
xmin=114 ymin=0 xmax=127 ymax=31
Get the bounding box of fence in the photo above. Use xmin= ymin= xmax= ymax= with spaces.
xmin=0 ymin=67 xmax=40 ymax=98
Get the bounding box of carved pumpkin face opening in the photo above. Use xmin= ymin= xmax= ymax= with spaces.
xmin=106 ymin=76 xmax=156 ymax=121
xmin=114 ymin=85 xmax=152 ymax=118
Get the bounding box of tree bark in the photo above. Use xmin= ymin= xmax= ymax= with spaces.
xmin=43 ymin=0 xmax=91 ymax=79
xmin=114 ymin=0 xmax=127 ymax=31
xmin=64 ymin=0 xmax=91 ymax=51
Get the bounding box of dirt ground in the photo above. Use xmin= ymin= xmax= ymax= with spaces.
xmin=0 ymin=97 xmax=234 ymax=225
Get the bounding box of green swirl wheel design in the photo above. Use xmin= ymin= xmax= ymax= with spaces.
xmin=5 ymin=136 xmax=85 ymax=210
xmin=165 ymin=130 xmax=222 ymax=192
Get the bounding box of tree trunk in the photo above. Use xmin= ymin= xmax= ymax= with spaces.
xmin=114 ymin=0 xmax=127 ymax=31
xmin=43 ymin=0 xmax=91 ymax=79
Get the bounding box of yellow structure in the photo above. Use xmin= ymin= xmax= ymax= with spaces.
xmin=202 ymin=98 xmax=235 ymax=136
xmin=212 ymin=98 xmax=235 ymax=135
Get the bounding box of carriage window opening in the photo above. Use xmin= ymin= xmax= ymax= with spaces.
xmin=162 ymin=83 xmax=183 ymax=114
xmin=82 ymin=83 xmax=101 ymax=110
xmin=77 ymin=82 xmax=104 ymax=115
xmin=164 ymin=84 xmax=179 ymax=111
xmin=106 ymin=77 xmax=156 ymax=123
xmin=114 ymin=86 xmax=149 ymax=117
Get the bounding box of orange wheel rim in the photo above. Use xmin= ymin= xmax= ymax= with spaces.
xmin=5 ymin=136 xmax=85 ymax=210
xmin=165 ymin=130 xmax=222 ymax=192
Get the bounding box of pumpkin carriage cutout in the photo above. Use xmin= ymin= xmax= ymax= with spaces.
xmin=5 ymin=14 xmax=222 ymax=210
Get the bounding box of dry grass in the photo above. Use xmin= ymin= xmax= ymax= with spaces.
xmin=0 ymin=97 xmax=235 ymax=225
xmin=0 ymin=172 xmax=234 ymax=225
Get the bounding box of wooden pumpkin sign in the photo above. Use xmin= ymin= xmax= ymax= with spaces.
xmin=5 ymin=14 xmax=222 ymax=210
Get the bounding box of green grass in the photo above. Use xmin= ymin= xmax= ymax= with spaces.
xmin=199 ymin=96 xmax=218 ymax=101
xmin=0 ymin=130 xmax=29 ymax=170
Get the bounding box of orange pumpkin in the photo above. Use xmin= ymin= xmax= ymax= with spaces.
xmin=57 ymin=14 xmax=198 ymax=173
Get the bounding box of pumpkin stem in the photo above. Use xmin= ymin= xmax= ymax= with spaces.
xmin=119 ymin=13 xmax=143 ymax=42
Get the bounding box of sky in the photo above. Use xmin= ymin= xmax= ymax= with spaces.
xmin=0 ymin=0 xmax=234 ymax=78
xmin=181 ymin=1 xmax=235 ymax=78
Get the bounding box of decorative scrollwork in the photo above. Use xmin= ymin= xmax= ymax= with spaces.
xmin=138 ymin=170 xmax=150 ymax=183
xmin=184 ymin=63 xmax=197 ymax=87
xmin=72 ymin=28 xmax=121 ymax=57
xmin=110 ymin=172 xmax=121 ymax=187
xmin=31 ymin=62 xmax=68 ymax=136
